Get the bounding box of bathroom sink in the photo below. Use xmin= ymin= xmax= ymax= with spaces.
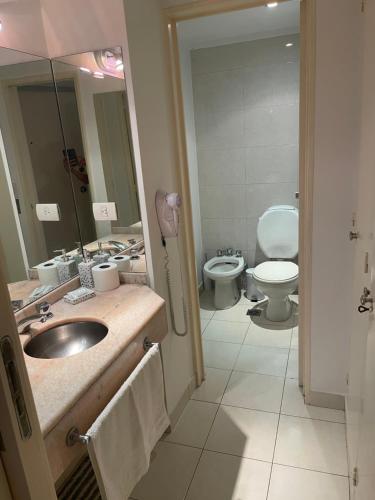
xmin=24 ymin=321 xmax=108 ymax=359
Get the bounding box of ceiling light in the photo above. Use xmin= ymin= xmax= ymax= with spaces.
xmin=0 ymin=21 xmax=3 ymax=32
xmin=93 ymin=71 xmax=104 ymax=79
xmin=267 ymin=2 xmax=278 ymax=7
xmin=286 ymin=42 xmax=294 ymax=47
xmin=79 ymin=67 xmax=91 ymax=73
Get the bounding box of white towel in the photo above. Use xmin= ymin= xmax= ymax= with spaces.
xmin=87 ymin=344 xmax=170 ymax=500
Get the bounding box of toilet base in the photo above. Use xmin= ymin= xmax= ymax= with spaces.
xmin=265 ymin=295 xmax=292 ymax=322
xmin=214 ymin=279 xmax=240 ymax=310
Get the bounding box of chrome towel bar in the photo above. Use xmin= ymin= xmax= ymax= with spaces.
xmin=65 ymin=337 xmax=158 ymax=448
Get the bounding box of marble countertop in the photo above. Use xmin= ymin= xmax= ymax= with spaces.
xmin=21 ymin=284 xmax=165 ymax=436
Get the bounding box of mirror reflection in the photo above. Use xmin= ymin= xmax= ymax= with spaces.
xmin=51 ymin=48 xmax=145 ymax=272
xmin=0 ymin=46 xmax=146 ymax=313
xmin=0 ymin=48 xmax=81 ymax=310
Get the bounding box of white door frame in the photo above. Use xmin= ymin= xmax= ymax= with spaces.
xmin=0 ymin=247 xmax=56 ymax=498
xmin=164 ymin=0 xmax=316 ymax=395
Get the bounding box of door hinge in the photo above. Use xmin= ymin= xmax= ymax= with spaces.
xmin=361 ymin=0 xmax=366 ymax=13
xmin=353 ymin=467 xmax=359 ymax=487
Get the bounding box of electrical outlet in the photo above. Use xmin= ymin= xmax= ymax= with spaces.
xmin=36 ymin=203 xmax=61 ymax=221
xmin=92 ymin=202 xmax=118 ymax=221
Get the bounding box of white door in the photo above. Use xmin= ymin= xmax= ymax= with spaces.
xmin=347 ymin=1 xmax=375 ymax=497
xmin=0 ymin=254 xmax=57 ymax=499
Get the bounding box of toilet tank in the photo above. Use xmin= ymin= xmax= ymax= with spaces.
xmin=257 ymin=205 xmax=299 ymax=259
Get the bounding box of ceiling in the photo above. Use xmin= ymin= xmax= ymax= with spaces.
xmin=178 ymin=0 xmax=300 ymax=50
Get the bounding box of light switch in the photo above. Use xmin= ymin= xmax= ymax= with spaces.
xmin=36 ymin=203 xmax=61 ymax=221
xmin=92 ymin=202 xmax=118 ymax=221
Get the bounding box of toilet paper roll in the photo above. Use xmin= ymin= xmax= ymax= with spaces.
xmin=92 ymin=262 xmax=120 ymax=292
xmin=108 ymin=254 xmax=131 ymax=272
xmin=36 ymin=261 xmax=59 ymax=286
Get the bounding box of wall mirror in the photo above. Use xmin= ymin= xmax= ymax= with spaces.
xmin=0 ymin=46 xmax=146 ymax=314
xmin=51 ymin=48 xmax=145 ymax=272
xmin=0 ymin=47 xmax=81 ymax=311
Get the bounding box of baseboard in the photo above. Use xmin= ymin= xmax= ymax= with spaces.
xmin=169 ymin=377 xmax=196 ymax=429
xmin=307 ymin=390 xmax=345 ymax=410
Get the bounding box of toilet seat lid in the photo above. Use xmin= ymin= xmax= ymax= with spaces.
xmin=253 ymin=261 xmax=298 ymax=283
xmin=257 ymin=205 xmax=299 ymax=259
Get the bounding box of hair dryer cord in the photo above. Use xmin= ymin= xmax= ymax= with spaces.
xmin=164 ymin=248 xmax=188 ymax=337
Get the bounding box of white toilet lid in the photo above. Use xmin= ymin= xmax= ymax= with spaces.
xmin=253 ymin=261 xmax=298 ymax=283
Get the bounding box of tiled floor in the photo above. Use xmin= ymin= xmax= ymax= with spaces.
xmin=131 ymin=293 xmax=349 ymax=500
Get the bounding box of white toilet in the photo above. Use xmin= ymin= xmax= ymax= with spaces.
xmin=204 ymin=255 xmax=245 ymax=310
xmin=253 ymin=205 xmax=299 ymax=321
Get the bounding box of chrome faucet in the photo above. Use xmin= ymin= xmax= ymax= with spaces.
xmin=108 ymin=240 xmax=128 ymax=251
xmin=17 ymin=302 xmax=53 ymax=335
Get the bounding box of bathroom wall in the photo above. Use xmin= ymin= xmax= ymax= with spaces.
xmin=122 ymin=0 xmax=196 ymax=417
xmin=0 ymin=1 xmax=48 ymax=56
xmin=178 ymin=43 xmax=204 ymax=286
xmin=191 ymin=33 xmax=299 ymax=267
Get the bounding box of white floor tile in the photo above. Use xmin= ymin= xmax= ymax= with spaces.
xmin=268 ymin=464 xmax=349 ymax=500
xmin=205 ymin=405 xmax=278 ymax=462
xmin=286 ymin=349 xmax=299 ymax=378
xmin=201 ymin=318 xmax=209 ymax=333
xmin=192 ymin=367 xmax=231 ymax=404
xmin=185 ymin=451 xmax=271 ymax=500
xmin=274 ymin=415 xmax=348 ymax=476
xmin=291 ymin=328 xmax=298 ymax=349
xmin=282 ymin=379 xmax=345 ymax=423
xmin=235 ymin=345 xmax=289 ymax=377
xmin=164 ymin=400 xmax=218 ymax=448
xmin=203 ymin=319 xmax=248 ymax=344
xmin=203 ymin=340 xmax=241 ymax=370
xmin=222 ymin=371 xmax=284 ymax=413
xmin=201 ymin=308 xmax=215 ymax=320
xmin=213 ymin=303 xmax=250 ymax=323
xmin=244 ymin=323 xmax=292 ymax=348
xmin=131 ymin=442 xmax=201 ymax=500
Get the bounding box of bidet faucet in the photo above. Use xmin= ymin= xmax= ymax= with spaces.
xmin=17 ymin=301 xmax=53 ymax=335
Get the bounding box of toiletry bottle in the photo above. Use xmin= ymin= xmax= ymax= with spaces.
xmin=54 ymin=248 xmax=78 ymax=283
xmin=93 ymin=241 xmax=110 ymax=264
xmin=73 ymin=241 xmax=84 ymax=265
xmin=78 ymin=249 xmax=96 ymax=288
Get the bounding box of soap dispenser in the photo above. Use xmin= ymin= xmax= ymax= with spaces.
xmin=73 ymin=241 xmax=84 ymax=265
xmin=78 ymin=249 xmax=96 ymax=288
xmin=54 ymin=249 xmax=78 ymax=283
xmin=92 ymin=241 xmax=110 ymax=265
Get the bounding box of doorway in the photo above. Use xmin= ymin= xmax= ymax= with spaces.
xmin=128 ymin=1 xmax=350 ymax=499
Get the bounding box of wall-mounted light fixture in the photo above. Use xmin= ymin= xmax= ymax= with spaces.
xmin=266 ymin=2 xmax=278 ymax=8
